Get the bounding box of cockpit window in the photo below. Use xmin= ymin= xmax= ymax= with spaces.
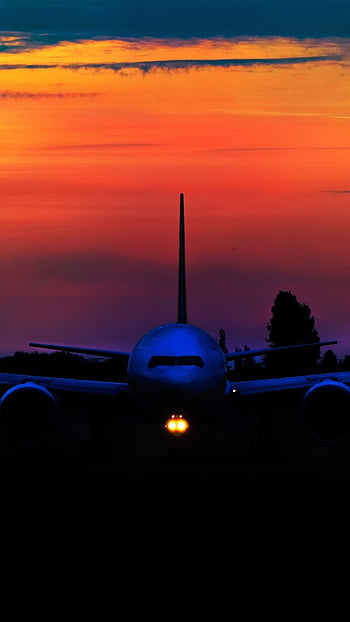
xmin=148 ymin=355 xmax=204 ymax=368
xmin=148 ymin=356 xmax=176 ymax=368
xmin=177 ymin=356 xmax=204 ymax=367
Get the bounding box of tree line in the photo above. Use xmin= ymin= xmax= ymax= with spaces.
xmin=0 ymin=350 xmax=128 ymax=382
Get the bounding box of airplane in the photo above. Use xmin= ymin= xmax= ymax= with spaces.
xmin=0 ymin=193 xmax=350 ymax=451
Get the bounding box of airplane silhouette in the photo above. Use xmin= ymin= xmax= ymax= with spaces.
xmin=1 ymin=193 xmax=350 ymax=448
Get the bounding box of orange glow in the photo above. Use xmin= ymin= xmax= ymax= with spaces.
xmin=0 ymin=36 xmax=350 ymax=356
xmin=165 ymin=415 xmax=190 ymax=435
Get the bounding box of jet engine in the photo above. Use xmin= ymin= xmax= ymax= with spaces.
xmin=301 ymin=379 xmax=350 ymax=443
xmin=0 ymin=382 xmax=58 ymax=445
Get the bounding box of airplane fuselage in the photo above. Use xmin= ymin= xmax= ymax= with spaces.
xmin=127 ymin=323 xmax=227 ymax=415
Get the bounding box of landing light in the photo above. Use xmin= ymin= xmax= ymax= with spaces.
xmin=165 ymin=415 xmax=189 ymax=435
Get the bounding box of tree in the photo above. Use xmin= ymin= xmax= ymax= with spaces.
xmin=265 ymin=290 xmax=320 ymax=375
xmin=318 ymin=349 xmax=338 ymax=372
xmin=218 ymin=328 xmax=228 ymax=354
xmin=341 ymin=354 xmax=350 ymax=371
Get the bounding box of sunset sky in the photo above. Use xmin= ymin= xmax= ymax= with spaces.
xmin=0 ymin=1 xmax=350 ymax=357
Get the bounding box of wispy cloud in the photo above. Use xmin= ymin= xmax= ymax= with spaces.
xmin=52 ymin=143 xmax=163 ymax=150
xmin=0 ymin=90 xmax=98 ymax=98
xmin=5 ymin=250 xmax=171 ymax=287
xmin=0 ymin=54 xmax=343 ymax=73
xmin=209 ymin=146 xmax=350 ymax=152
xmin=322 ymin=190 xmax=350 ymax=194
xmin=213 ymin=109 xmax=350 ymax=119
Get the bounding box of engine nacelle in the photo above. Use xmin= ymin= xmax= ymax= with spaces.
xmin=0 ymin=382 xmax=59 ymax=445
xmin=301 ymin=379 xmax=350 ymax=443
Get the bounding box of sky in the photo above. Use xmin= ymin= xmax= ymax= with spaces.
xmin=0 ymin=1 xmax=350 ymax=358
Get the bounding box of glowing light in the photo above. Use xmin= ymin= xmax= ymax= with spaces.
xmin=165 ymin=414 xmax=189 ymax=435
xmin=168 ymin=420 xmax=177 ymax=431
xmin=176 ymin=420 xmax=187 ymax=432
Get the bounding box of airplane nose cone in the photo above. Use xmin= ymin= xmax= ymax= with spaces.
xmin=149 ymin=368 xmax=208 ymax=400
xmin=129 ymin=367 xmax=209 ymax=401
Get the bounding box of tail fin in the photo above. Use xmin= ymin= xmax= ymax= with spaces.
xmin=177 ymin=193 xmax=187 ymax=323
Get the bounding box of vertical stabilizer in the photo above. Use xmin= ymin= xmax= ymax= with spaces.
xmin=177 ymin=193 xmax=187 ymax=323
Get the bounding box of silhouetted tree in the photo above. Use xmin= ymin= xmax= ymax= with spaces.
xmin=340 ymin=354 xmax=350 ymax=371
xmin=265 ymin=290 xmax=320 ymax=375
xmin=233 ymin=346 xmax=243 ymax=374
xmin=242 ymin=345 xmax=257 ymax=375
xmin=318 ymin=349 xmax=338 ymax=372
xmin=228 ymin=345 xmax=262 ymax=379
xmin=0 ymin=351 xmax=128 ymax=382
xmin=218 ymin=328 xmax=228 ymax=354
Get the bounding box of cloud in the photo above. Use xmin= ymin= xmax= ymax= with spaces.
xmin=322 ymin=190 xmax=350 ymax=194
xmin=0 ymin=1 xmax=350 ymax=44
xmin=0 ymin=54 xmax=342 ymax=74
xmin=209 ymin=147 xmax=350 ymax=153
xmin=4 ymin=251 xmax=172 ymax=287
xmin=0 ymin=90 xmax=98 ymax=98
xmin=52 ymin=143 xmax=163 ymax=150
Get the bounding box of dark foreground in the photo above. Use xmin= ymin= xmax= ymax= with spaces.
xmin=1 ymin=450 xmax=350 ymax=618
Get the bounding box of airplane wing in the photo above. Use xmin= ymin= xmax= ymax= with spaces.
xmin=0 ymin=372 xmax=128 ymax=397
xmin=29 ymin=342 xmax=130 ymax=359
xmin=225 ymin=340 xmax=337 ymax=361
xmin=227 ymin=370 xmax=350 ymax=396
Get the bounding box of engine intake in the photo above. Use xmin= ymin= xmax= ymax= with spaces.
xmin=301 ymin=379 xmax=350 ymax=443
xmin=0 ymin=382 xmax=58 ymax=445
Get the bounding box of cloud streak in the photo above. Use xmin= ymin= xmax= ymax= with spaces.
xmin=0 ymin=90 xmax=98 ymax=98
xmin=52 ymin=143 xmax=163 ymax=150
xmin=4 ymin=250 xmax=173 ymax=289
xmin=322 ymin=190 xmax=350 ymax=194
xmin=209 ymin=146 xmax=350 ymax=153
xmin=0 ymin=54 xmax=343 ymax=73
